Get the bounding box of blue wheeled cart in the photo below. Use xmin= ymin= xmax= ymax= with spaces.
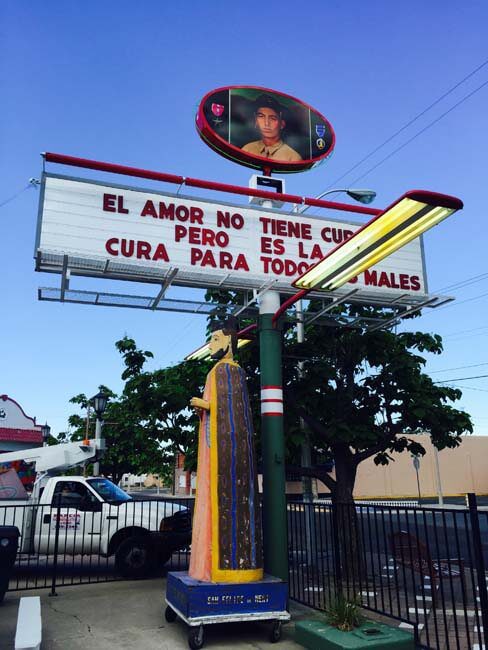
xmin=165 ymin=571 xmax=290 ymax=649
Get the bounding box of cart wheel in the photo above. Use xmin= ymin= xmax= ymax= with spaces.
xmin=269 ymin=620 xmax=282 ymax=643
xmin=165 ymin=605 xmax=177 ymax=623
xmin=188 ymin=624 xmax=204 ymax=649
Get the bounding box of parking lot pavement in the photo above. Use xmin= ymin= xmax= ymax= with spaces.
xmin=0 ymin=578 xmax=312 ymax=649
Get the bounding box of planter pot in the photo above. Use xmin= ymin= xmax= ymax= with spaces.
xmin=295 ymin=619 xmax=415 ymax=649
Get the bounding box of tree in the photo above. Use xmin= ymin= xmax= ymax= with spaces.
xmin=63 ymin=338 xmax=209 ymax=484
xmin=278 ymin=302 xmax=472 ymax=582
xmin=282 ymin=303 xmax=472 ymax=506
xmin=201 ymin=292 xmax=472 ymax=581
xmin=115 ymin=337 xmax=210 ymax=474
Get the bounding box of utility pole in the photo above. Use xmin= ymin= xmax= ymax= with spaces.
xmin=432 ymin=446 xmax=444 ymax=506
xmin=83 ymin=403 xmax=91 ymax=477
xmin=296 ymin=300 xmax=317 ymax=566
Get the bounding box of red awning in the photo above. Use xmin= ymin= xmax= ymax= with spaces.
xmin=0 ymin=428 xmax=43 ymax=443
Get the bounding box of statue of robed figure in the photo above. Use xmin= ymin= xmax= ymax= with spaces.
xmin=189 ymin=317 xmax=263 ymax=583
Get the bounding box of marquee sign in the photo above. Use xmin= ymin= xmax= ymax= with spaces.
xmin=196 ymin=86 xmax=335 ymax=173
xmin=36 ymin=174 xmax=427 ymax=297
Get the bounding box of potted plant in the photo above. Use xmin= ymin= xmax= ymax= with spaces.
xmin=295 ymin=593 xmax=415 ymax=649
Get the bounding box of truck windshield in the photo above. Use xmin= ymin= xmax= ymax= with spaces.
xmin=87 ymin=478 xmax=132 ymax=503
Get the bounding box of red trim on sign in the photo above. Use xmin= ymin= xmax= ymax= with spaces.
xmin=291 ymin=189 xmax=464 ymax=292
xmin=272 ymin=188 xmax=463 ymax=326
xmin=184 ymin=176 xmax=303 ymax=203
xmin=399 ymin=189 xmax=463 ymax=211
xmin=43 ymin=152 xmax=381 ymax=216
xmin=44 ymin=153 xmax=185 ymax=185
xmin=303 ymin=197 xmax=377 ymax=214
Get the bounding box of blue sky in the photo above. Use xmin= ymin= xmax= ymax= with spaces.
xmin=2 ymin=2 xmax=488 ymax=437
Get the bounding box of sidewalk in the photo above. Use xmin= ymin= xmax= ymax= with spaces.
xmin=0 ymin=578 xmax=315 ymax=649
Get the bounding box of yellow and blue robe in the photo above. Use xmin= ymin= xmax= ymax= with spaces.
xmin=189 ymin=359 xmax=263 ymax=583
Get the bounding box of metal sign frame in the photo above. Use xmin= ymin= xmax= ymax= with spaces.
xmin=35 ymin=153 xmax=452 ymax=331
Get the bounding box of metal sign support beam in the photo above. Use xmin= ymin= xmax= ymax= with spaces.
xmin=151 ymin=267 xmax=178 ymax=311
xmin=259 ymin=289 xmax=288 ymax=583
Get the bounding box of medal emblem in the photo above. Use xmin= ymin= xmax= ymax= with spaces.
xmin=211 ymin=102 xmax=224 ymax=125
xmin=316 ymin=138 xmax=325 ymax=149
xmin=211 ymin=103 xmax=224 ymax=117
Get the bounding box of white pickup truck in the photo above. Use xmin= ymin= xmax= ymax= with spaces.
xmin=0 ymin=442 xmax=191 ymax=578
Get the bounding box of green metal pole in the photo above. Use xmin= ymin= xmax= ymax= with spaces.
xmin=259 ymin=290 xmax=288 ymax=582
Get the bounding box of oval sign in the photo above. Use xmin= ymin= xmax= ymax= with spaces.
xmin=196 ymin=86 xmax=335 ymax=174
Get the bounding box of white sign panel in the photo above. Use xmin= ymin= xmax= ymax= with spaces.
xmin=37 ymin=174 xmax=426 ymax=296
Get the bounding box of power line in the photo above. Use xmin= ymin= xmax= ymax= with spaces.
xmin=430 ymin=362 xmax=488 ymax=374
xmin=434 ymin=373 xmax=488 ymax=384
xmin=0 ymin=184 xmax=33 ymax=209
xmin=443 ymin=325 xmax=488 ymax=339
xmin=323 ymin=57 xmax=488 ymax=190
xmin=347 ymin=77 xmax=488 ymax=186
xmin=447 ymin=384 xmax=488 ymax=393
xmin=421 ymin=288 xmax=488 ymax=317
xmin=434 ymin=271 xmax=488 ymax=294
xmin=0 ymin=179 xmax=40 ymax=209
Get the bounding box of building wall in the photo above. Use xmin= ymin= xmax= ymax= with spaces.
xmin=0 ymin=394 xmax=43 ymax=450
xmin=0 ymin=395 xmax=43 ymax=488
xmin=285 ymin=434 xmax=488 ymax=498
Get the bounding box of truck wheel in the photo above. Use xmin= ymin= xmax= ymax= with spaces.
xmin=157 ymin=549 xmax=172 ymax=567
xmin=115 ymin=536 xmax=154 ymax=578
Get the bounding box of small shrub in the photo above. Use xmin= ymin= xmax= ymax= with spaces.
xmin=325 ymin=593 xmax=364 ymax=632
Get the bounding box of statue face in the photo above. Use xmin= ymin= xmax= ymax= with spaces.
xmin=209 ymin=329 xmax=231 ymax=360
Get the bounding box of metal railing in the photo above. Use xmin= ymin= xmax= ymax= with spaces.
xmin=1 ymin=498 xmax=193 ymax=594
xmin=287 ymin=494 xmax=488 ymax=650
xmin=3 ymin=493 xmax=488 ymax=649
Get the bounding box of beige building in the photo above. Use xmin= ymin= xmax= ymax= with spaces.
xmin=286 ymin=434 xmax=488 ymax=499
xmin=149 ymin=435 xmax=487 ymax=499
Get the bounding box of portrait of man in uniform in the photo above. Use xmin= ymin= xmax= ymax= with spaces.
xmin=241 ymin=94 xmax=302 ymax=162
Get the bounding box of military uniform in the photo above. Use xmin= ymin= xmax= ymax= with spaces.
xmin=242 ymin=139 xmax=302 ymax=161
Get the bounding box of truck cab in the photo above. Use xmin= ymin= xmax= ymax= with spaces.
xmin=1 ymin=440 xmax=192 ymax=577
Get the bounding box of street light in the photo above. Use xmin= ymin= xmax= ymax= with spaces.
xmin=41 ymin=422 xmax=51 ymax=447
xmin=296 ymin=188 xmax=377 ymax=214
xmin=91 ymin=390 xmax=108 ymax=476
xmin=92 ymin=391 xmax=108 ymax=418
xmin=294 ymin=190 xmax=463 ymax=291
xmin=412 ymin=455 xmax=422 ymax=504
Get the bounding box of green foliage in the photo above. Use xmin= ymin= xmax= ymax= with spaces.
xmin=325 ymin=593 xmax=364 ymax=631
xmin=281 ymin=302 xmax=473 ymax=500
xmin=61 ymin=296 xmax=473 ymax=502
xmin=64 ymin=337 xmax=209 ymax=484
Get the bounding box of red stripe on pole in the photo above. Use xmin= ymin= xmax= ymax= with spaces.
xmin=262 ymin=385 xmax=283 ymax=390
xmin=262 ymin=412 xmax=283 ymax=417
xmin=261 ymin=399 xmax=284 ymax=403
